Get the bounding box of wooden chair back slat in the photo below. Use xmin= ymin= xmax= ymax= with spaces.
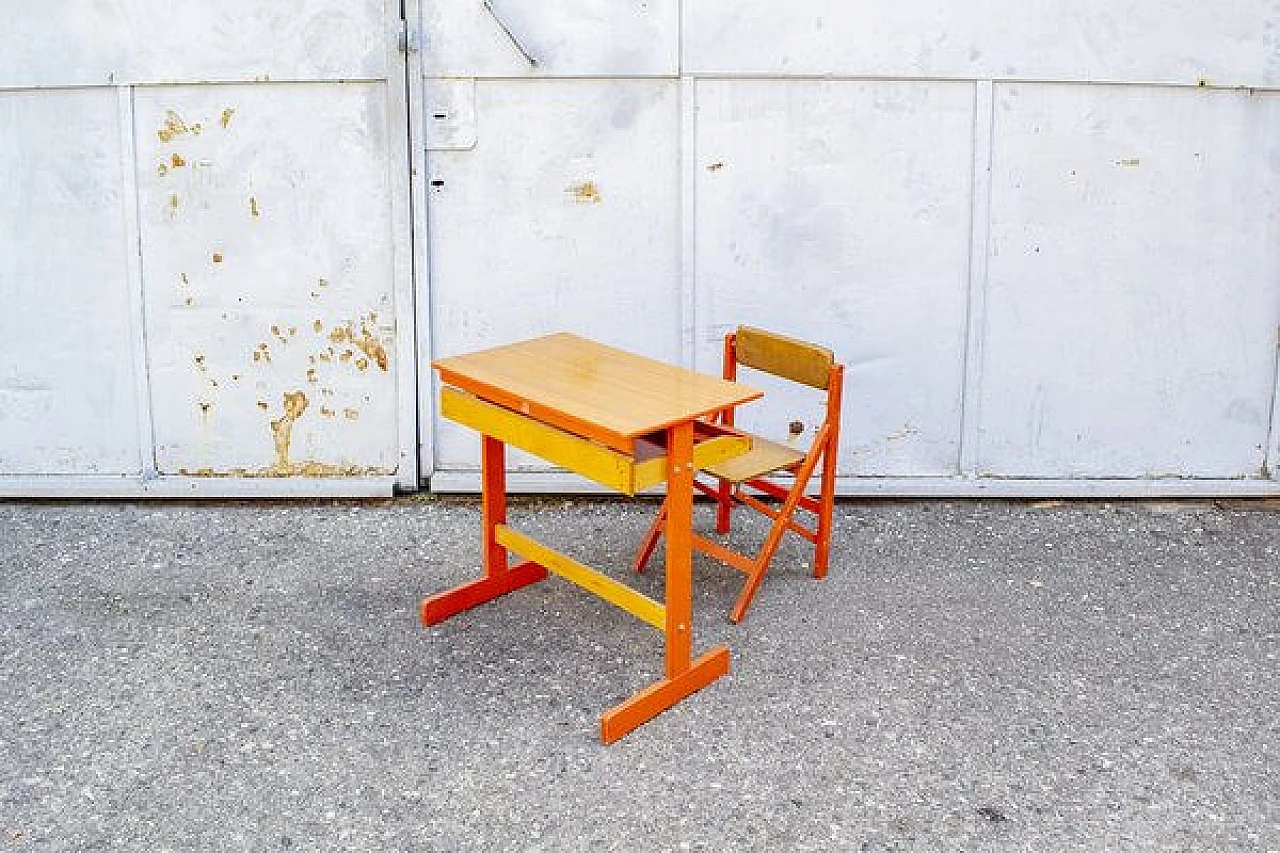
xmin=734 ymin=326 xmax=834 ymax=390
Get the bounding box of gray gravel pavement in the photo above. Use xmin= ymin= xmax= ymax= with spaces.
xmin=1 ymin=497 xmax=1276 ymax=852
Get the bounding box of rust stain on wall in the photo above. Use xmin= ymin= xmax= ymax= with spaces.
xmin=327 ymin=319 xmax=390 ymax=372
xmin=269 ymin=390 xmax=309 ymax=475
xmin=157 ymin=109 xmax=190 ymax=143
xmin=212 ymin=252 xmax=224 ymax=264
xmin=170 ymin=153 xmax=186 ymax=168
xmin=220 ymin=107 xmax=236 ymax=130
xmin=568 ymin=181 xmax=602 ymax=203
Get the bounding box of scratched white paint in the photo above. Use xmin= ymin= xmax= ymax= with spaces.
xmin=978 ymin=85 xmax=1280 ymax=478
xmin=427 ymin=79 xmax=681 ymax=471
xmin=134 ymin=84 xmax=399 ymax=476
xmin=0 ymin=0 xmax=388 ymax=88
xmin=684 ymin=0 xmax=1280 ymax=87
xmin=0 ymin=89 xmax=142 ymax=474
xmin=3 ymin=1 xmax=1279 ymax=496
xmin=694 ymin=80 xmax=976 ymax=476
xmin=419 ymin=0 xmax=679 ymax=78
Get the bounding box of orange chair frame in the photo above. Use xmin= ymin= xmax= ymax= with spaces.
xmin=633 ymin=328 xmax=844 ymax=623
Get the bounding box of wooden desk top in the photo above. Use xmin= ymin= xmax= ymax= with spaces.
xmin=433 ymin=333 xmax=762 ymax=451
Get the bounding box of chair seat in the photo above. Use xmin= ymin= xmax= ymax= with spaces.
xmin=701 ymin=433 xmax=805 ymax=483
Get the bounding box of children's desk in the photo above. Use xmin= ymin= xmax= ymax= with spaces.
xmin=423 ymin=333 xmax=762 ymax=743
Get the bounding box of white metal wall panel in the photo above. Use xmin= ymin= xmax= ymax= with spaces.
xmin=0 ymin=0 xmax=388 ymax=88
xmin=0 ymin=89 xmax=142 ymax=475
xmin=134 ymin=84 xmax=400 ymax=476
xmin=683 ymin=1 xmax=1280 ymax=88
xmin=420 ymin=0 xmax=679 ymax=78
xmin=978 ymin=85 xmax=1280 ymax=479
xmin=427 ymin=79 xmax=681 ymax=471
xmin=694 ymin=81 xmax=976 ymax=476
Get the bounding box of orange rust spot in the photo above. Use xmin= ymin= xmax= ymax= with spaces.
xmin=343 ymin=408 xmax=359 ymax=421
xmin=355 ymin=357 xmax=369 ymax=371
xmin=157 ymin=109 xmax=189 ymax=143
xmin=170 ymin=153 xmax=186 ymax=168
xmin=328 ymin=321 xmax=390 ymax=372
xmin=318 ymin=352 xmax=332 ymax=363
xmin=339 ymin=350 xmax=353 ymax=363
xmin=212 ymin=252 xmax=223 ymax=264
xmin=313 ymin=319 xmax=323 ymax=333
xmin=220 ymin=107 xmax=235 ymax=129
xmin=269 ymin=390 xmax=309 ymax=475
xmin=569 ymin=181 xmax=602 ymax=203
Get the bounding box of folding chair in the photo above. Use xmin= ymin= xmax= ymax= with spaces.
xmin=633 ymin=326 xmax=844 ymax=623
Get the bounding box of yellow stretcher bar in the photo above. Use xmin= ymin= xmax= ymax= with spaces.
xmin=495 ymin=524 xmax=666 ymax=631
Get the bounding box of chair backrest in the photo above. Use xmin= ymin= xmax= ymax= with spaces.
xmin=734 ymin=326 xmax=834 ymax=390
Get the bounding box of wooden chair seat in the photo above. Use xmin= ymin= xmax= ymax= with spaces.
xmin=701 ymin=433 xmax=805 ymax=483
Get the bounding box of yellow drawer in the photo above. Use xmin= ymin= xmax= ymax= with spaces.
xmin=440 ymin=387 xmax=750 ymax=495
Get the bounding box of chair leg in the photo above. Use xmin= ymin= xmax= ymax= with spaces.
xmin=729 ymin=459 xmax=822 ymax=623
xmin=715 ymin=477 xmax=733 ymax=535
xmin=632 ymin=500 xmax=668 ymax=574
xmin=814 ymin=440 xmax=837 ymax=580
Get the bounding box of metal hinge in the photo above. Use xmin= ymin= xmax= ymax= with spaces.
xmin=396 ymin=20 xmax=422 ymax=54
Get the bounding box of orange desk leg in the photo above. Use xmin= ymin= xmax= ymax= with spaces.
xmin=601 ymin=420 xmax=730 ymax=744
xmin=421 ymin=436 xmax=546 ymax=626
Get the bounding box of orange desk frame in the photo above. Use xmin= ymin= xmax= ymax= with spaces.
xmin=420 ymin=334 xmax=760 ymax=744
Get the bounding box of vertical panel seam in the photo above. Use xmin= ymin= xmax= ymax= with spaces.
xmin=957 ymin=79 xmax=995 ymax=477
xmin=118 ymin=84 xmax=158 ymax=480
xmin=678 ymin=76 xmax=698 ymax=369
xmin=388 ymin=0 xmax=424 ymax=491
xmin=1263 ymin=323 xmax=1280 ymax=478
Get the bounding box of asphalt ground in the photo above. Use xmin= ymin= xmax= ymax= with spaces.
xmin=0 ymin=497 xmax=1276 ymax=852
